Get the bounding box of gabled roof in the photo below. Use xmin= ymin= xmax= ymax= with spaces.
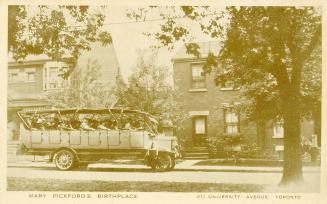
xmin=172 ymin=41 xmax=221 ymax=61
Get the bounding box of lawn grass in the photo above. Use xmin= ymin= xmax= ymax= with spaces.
xmin=7 ymin=177 xmax=264 ymax=192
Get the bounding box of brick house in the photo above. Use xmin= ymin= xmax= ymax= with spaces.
xmin=7 ymin=44 xmax=120 ymax=142
xmin=172 ymin=42 xmax=318 ymax=159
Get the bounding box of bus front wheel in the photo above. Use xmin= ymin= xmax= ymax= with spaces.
xmin=157 ymin=154 xmax=172 ymax=172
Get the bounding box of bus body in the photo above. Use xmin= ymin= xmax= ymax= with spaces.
xmin=17 ymin=108 xmax=180 ymax=171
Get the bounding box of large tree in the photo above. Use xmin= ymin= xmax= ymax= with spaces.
xmin=133 ymin=6 xmax=322 ymax=185
xmin=8 ymin=5 xmax=112 ymax=75
xmin=216 ymin=7 xmax=321 ymax=185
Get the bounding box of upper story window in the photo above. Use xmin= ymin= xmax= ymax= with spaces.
xmin=8 ymin=69 xmax=19 ymax=83
xmin=223 ymin=108 xmax=240 ymax=135
xmin=191 ymin=64 xmax=206 ymax=89
xmin=25 ymin=68 xmax=36 ymax=82
xmin=9 ymin=68 xmax=37 ymax=83
xmin=43 ymin=62 xmax=69 ymax=90
xmin=273 ymin=116 xmax=284 ymax=138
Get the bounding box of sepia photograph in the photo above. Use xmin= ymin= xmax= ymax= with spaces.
xmin=1 ymin=0 xmax=326 ymax=203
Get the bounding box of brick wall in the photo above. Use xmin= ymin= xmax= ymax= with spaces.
xmin=173 ymin=59 xmax=257 ymax=146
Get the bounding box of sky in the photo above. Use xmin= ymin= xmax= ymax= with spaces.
xmin=104 ymin=6 xmax=217 ymax=81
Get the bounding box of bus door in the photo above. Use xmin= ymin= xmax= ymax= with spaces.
xmin=80 ymin=130 xmax=90 ymax=148
xmin=108 ymin=129 xmax=120 ymax=148
xmin=49 ymin=130 xmax=61 ymax=144
xmin=98 ymin=130 xmax=109 ymax=149
xmin=119 ymin=130 xmax=130 ymax=148
xmin=30 ymin=130 xmax=43 ymax=148
xmin=88 ymin=130 xmax=108 ymax=149
xmin=69 ymin=130 xmax=81 ymax=146
xmin=130 ymin=130 xmax=144 ymax=148
xmin=59 ymin=130 xmax=70 ymax=147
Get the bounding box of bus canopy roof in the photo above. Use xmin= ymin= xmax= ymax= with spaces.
xmin=19 ymin=108 xmax=149 ymax=115
xmin=17 ymin=108 xmax=158 ymax=128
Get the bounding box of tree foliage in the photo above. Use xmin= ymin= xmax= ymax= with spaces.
xmin=8 ymin=5 xmax=112 ymax=71
xmin=214 ymin=7 xmax=321 ymax=122
xmin=47 ymin=59 xmax=115 ymax=108
xmin=114 ymin=50 xmax=188 ymax=131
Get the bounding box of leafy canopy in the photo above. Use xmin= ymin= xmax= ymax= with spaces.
xmin=8 ymin=5 xmax=112 ymax=66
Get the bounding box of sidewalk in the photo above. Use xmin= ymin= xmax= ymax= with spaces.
xmin=7 ymin=155 xmax=321 ymax=173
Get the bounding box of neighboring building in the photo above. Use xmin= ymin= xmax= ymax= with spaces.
xmin=7 ymin=43 xmax=120 ymax=141
xmin=172 ymin=42 xmax=317 ymax=158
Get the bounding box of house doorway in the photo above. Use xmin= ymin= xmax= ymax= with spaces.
xmin=192 ymin=116 xmax=208 ymax=147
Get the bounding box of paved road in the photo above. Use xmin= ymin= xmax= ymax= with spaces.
xmin=7 ymin=166 xmax=320 ymax=187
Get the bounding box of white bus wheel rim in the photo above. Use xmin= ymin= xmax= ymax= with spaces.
xmin=56 ymin=151 xmax=73 ymax=169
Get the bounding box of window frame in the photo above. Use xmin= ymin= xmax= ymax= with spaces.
xmin=190 ymin=63 xmax=206 ymax=89
xmin=223 ymin=108 xmax=241 ymax=135
xmin=43 ymin=62 xmax=69 ymax=91
xmin=26 ymin=72 xmax=35 ymax=82
xmin=8 ymin=73 xmax=19 ymax=84
xmin=272 ymin=117 xmax=284 ymax=138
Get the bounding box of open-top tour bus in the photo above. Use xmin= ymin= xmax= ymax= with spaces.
xmin=17 ymin=108 xmax=180 ymax=171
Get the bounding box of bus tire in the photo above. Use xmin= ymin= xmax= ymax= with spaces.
xmin=54 ymin=149 xmax=76 ymax=170
xmin=156 ymin=153 xmax=172 ymax=172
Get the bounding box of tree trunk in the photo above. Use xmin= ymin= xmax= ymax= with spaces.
xmin=279 ymin=89 xmax=304 ymax=185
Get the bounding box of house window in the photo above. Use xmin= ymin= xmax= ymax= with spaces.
xmin=49 ymin=67 xmax=60 ymax=89
xmin=8 ymin=69 xmax=19 ymax=83
xmin=24 ymin=68 xmax=36 ymax=82
xmin=273 ymin=117 xmax=284 ymax=138
xmin=26 ymin=72 xmax=35 ymax=81
xmin=224 ymin=109 xmax=240 ymax=134
xmin=191 ymin=64 xmax=205 ymax=89
xmin=43 ymin=62 xmax=69 ymax=90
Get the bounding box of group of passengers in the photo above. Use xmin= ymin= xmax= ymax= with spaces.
xmin=28 ymin=114 xmax=145 ymax=131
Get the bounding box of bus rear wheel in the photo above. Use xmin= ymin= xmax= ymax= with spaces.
xmin=54 ymin=150 xmax=76 ymax=170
